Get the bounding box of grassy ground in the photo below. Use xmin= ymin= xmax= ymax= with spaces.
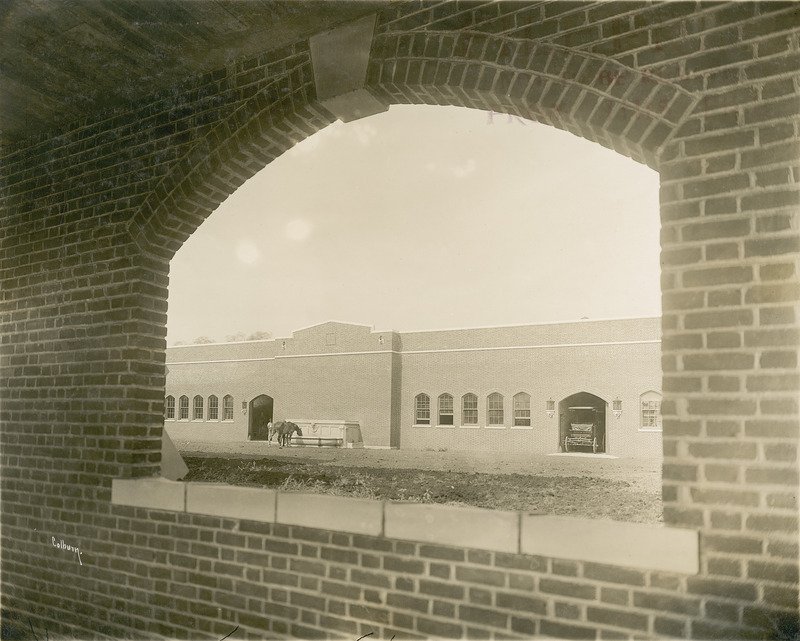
xmin=181 ymin=449 xmax=663 ymax=524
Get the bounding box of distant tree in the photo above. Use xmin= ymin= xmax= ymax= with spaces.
xmin=193 ymin=336 xmax=215 ymax=344
xmin=220 ymin=330 xmax=273 ymax=342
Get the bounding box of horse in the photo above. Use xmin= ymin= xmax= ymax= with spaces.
xmin=270 ymin=421 xmax=302 ymax=447
xmin=267 ymin=421 xmax=283 ymax=444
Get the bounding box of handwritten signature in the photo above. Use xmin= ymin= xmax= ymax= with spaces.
xmin=52 ymin=537 xmax=83 ymax=566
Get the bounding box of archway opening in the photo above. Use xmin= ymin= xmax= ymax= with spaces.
xmin=559 ymin=392 xmax=607 ymax=455
xmin=249 ymin=394 xmax=274 ymax=441
xmin=167 ymin=105 xmax=660 ymax=345
xmin=165 ymin=104 xmax=660 ymax=461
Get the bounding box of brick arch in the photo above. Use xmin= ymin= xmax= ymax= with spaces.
xmin=557 ymin=387 xmax=611 ymax=404
xmin=129 ymin=31 xmax=694 ymax=261
xmin=3 ymin=4 xmax=800 ymax=640
xmin=368 ymin=34 xmax=697 ymax=169
xmin=127 ymin=84 xmax=336 ymax=260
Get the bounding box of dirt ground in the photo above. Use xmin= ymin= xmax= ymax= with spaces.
xmin=177 ymin=441 xmax=663 ymax=524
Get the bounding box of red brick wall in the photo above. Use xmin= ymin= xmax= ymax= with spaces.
xmin=164 ymin=318 xmax=662 ymax=456
xmin=166 ymin=351 xmax=396 ymax=447
xmin=74 ymin=503 xmax=709 ymax=640
xmin=165 ymin=322 xmax=397 ymax=446
xmin=398 ymin=319 xmax=662 ymax=457
xmin=2 ymin=2 xmax=798 ymax=638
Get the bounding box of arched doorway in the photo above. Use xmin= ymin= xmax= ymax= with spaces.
xmin=248 ymin=394 xmax=274 ymax=441
xmin=558 ymin=392 xmax=607 ymax=454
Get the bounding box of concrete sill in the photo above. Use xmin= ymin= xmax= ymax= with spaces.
xmin=111 ymin=478 xmax=699 ymax=574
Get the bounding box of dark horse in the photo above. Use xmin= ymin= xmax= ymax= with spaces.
xmin=270 ymin=421 xmax=302 ymax=448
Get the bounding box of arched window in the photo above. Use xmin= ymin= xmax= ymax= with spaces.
xmin=462 ymin=393 xmax=478 ymax=426
xmin=193 ymin=395 xmax=204 ymax=420
xmin=178 ymin=395 xmax=189 ymax=420
xmin=438 ymin=394 xmax=454 ymax=425
xmin=415 ymin=393 xmax=430 ymax=425
xmin=487 ymin=393 xmax=504 ymax=426
xmin=223 ymin=395 xmax=234 ymax=421
xmin=165 ymin=395 xmax=175 ymax=420
xmin=207 ymin=395 xmax=219 ymax=420
xmin=640 ymin=391 xmax=662 ymax=430
xmin=513 ymin=392 xmax=531 ymax=426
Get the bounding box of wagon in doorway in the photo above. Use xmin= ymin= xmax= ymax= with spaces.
xmin=563 ymin=406 xmax=603 ymax=453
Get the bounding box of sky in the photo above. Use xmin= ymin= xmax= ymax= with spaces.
xmin=166 ymin=104 xmax=661 ymax=346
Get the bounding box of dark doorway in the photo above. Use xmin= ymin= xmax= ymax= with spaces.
xmin=558 ymin=392 xmax=607 ymax=454
xmin=249 ymin=394 xmax=274 ymax=440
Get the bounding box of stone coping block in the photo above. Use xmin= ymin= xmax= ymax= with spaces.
xmin=186 ymin=483 xmax=276 ymax=522
xmin=521 ymin=515 xmax=699 ymax=574
xmin=111 ymin=477 xmax=185 ymax=512
xmin=321 ymin=89 xmax=389 ymax=123
xmin=110 ymin=478 xmax=700 ymax=574
xmin=276 ymin=492 xmax=383 ymax=536
xmin=310 ymin=13 xmax=376 ymax=99
xmin=385 ymin=502 xmax=519 ymax=553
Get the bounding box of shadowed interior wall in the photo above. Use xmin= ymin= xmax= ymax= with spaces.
xmin=1 ymin=2 xmax=798 ymax=639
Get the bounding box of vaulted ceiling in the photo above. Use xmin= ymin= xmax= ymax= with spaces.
xmin=0 ymin=0 xmax=386 ymax=144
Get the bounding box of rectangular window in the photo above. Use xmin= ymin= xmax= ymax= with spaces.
xmin=488 ymin=393 xmax=504 ymax=426
xmin=208 ymin=396 xmax=218 ymax=420
xmin=642 ymin=400 xmax=661 ymax=428
xmin=415 ymin=394 xmax=430 ymax=425
xmin=462 ymin=394 xmax=478 ymax=425
xmin=514 ymin=394 xmax=531 ymax=426
xmin=438 ymin=395 xmax=454 ymax=425
xmin=165 ymin=396 xmax=175 ymax=420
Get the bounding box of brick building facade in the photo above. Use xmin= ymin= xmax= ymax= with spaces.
xmin=166 ymin=317 xmax=663 ymax=458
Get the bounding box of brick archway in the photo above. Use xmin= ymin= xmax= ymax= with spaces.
xmin=2 ymin=3 xmax=799 ymax=639
xmin=559 ymin=391 xmax=608 ymax=454
xmin=126 ymin=44 xmax=337 ymax=260
xmin=369 ymin=35 xmax=695 ymax=169
xmin=128 ymin=31 xmax=694 ymax=260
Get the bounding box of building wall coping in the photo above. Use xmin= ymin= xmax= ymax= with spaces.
xmin=111 ymin=478 xmax=698 ymax=575
xmin=166 ymin=317 xmax=662 ymax=363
